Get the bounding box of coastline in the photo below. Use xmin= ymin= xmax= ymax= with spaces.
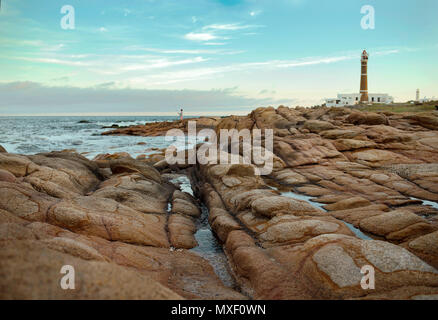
xmin=1 ymin=105 xmax=438 ymax=300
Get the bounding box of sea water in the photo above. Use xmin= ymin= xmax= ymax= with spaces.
xmin=0 ymin=116 xmax=201 ymax=159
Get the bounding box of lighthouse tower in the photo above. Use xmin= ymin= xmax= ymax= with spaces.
xmin=360 ymin=50 xmax=369 ymax=103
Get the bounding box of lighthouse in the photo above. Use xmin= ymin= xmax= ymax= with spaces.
xmin=360 ymin=50 xmax=369 ymax=103
xmin=325 ymin=50 xmax=394 ymax=107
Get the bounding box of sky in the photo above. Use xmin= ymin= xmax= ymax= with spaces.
xmin=0 ymin=0 xmax=437 ymax=116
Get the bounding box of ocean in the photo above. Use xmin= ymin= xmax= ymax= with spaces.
xmin=0 ymin=116 xmax=200 ymax=159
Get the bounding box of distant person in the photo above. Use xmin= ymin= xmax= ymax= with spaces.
xmin=178 ymin=108 xmax=184 ymax=121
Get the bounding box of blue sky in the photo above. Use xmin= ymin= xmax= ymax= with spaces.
xmin=0 ymin=0 xmax=437 ymax=115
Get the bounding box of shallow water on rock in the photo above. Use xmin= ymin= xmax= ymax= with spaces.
xmin=191 ymin=205 xmax=236 ymax=288
xmin=169 ymin=175 xmax=195 ymax=196
xmin=169 ymin=175 xmax=236 ymax=288
xmin=341 ymin=222 xmax=373 ymax=240
xmin=410 ymin=197 xmax=438 ymax=210
xmin=279 ymin=190 xmax=327 ymax=211
xmin=268 ymin=185 xmax=373 ymax=240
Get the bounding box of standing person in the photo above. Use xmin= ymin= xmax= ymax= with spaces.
xmin=178 ymin=108 xmax=184 ymax=121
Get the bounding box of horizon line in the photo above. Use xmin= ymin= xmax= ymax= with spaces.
xmin=0 ymin=111 xmax=252 ymax=117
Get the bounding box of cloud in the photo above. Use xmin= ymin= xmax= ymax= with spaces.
xmin=202 ymin=23 xmax=261 ymax=31
xmin=277 ymin=55 xmax=353 ymax=68
xmin=259 ymin=89 xmax=276 ymax=95
xmin=0 ymin=82 xmax=297 ymax=115
xmin=2 ymin=48 xmax=401 ymax=88
xmin=184 ymin=22 xmax=263 ymax=45
xmin=0 ymin=38 xmax=45 ymax=47
xmin=203 ymin=42 xmax=227 ymax=46
xmin=120 ymin=56 xmax=209 ymax=71
xmin=123 ymin=46 xmax=244 ymax=55
xmin=5 ymin=56 xmax=90 ymax=67
xmin=184 ymin=32 xmax=219 ymax=41
xmin=95 ymin=82 xmax=116 ymax=88
xmin=50 ymin=76 xmax=70 ymax=82
xmin=2 ymin=53 xmax=210 ymax=76
xmin=125 ymin=49 xmax=401 ymax=85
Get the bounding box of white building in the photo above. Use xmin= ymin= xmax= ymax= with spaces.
xmin=415 ymin=89 xmax=432 ymax=103
xmin=325 ymin=93 xmax=393 ymax=107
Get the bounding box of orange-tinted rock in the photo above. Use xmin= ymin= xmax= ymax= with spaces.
xmin=251 ymin=196 xmax=324 ymax=218
xmin=0 ymin=202 xmax=244 ymax=300
xmin=274 ymin=137 xmax=344 ymax=167
xmin=49 ymin=196 xmax=170 ymax=247
xmin=347 ymin=111 xmax=389 ymax=125
xmin=303 ymin=120 xmax=336 ymax=133
xmin=3 ymin=105 xmax=438 ymax=300
xmin=405 ymin=231 xmax=438 ymax=269
xmin=102 ymin=117 xmax=221 ymax=137
xmin=324 ymin=196 xmax=372 ymax=211
xmin=93 ymin=173 xmax=171 ymax=214
xmin=359 ymin=210 xmax=435 ymax=242
xmin=406 ymin=112 xmax=438 ymax=130
xmin=0 ymin=169 xmax=16 ymax=183
xmin=172 ymin=198 xmax=201 ymax=218
xmin=333 ymin=139 xmax=377 ymax=151
xmin=108 ymin=158 xmax=162 ymax=183
xmin=168 ymin=214 xmax=198 ymax=249
xmin=350 ymin=149 xmax=418 ymax=167
xmin=0 ymin=241 xmax=183 ymax=300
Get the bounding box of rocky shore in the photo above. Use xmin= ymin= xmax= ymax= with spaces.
xmin=1 ymin=106 xmax=438 ymax=300
xmin=102 ymin=117 xmax=222 ymax=137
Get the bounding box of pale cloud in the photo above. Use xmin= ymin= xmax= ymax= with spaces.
xmin=1 ymin=47 xmax=403 ymax=95
xmin=2 ymin=53 xmax=210 ymax=75
xmin=121 ymin=49 xmax=402 ymax=85
xmin=123 ymin=46 xmax=244 ymax=55
xmin=203 ymin=42 xmax=226 ymax=46
xmin=184 ymin=22 xmax=262 ymax=45
xmin=120 ymin=56 xmax=209 ymax=71
xmin=0 ymin=82 xmax=297 ymax=115
xmin=0 ymin=38 xmax=45 ymax=47
xmin=276 ymin=49 xmax=400 ymax=68
xmin=5 ymin=56 xmax=91 ymax=67
xmin=44 ymin=44 xmax=66 ymax=52
xmin=203 ymin=23 xmax=262 ymax=31
xmin=277 ymin=55 xmax=353 ymax=68
xmin=184 ymin=32 xmax=219 ymax=41
xmin=250 ymin=10 xmax=262 ymax=17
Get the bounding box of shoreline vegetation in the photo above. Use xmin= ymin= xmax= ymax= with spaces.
xmin=1 ymin=105 xmax=438 ymax=300
xmin=349 ymin=101 xmax=438 ymax=114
